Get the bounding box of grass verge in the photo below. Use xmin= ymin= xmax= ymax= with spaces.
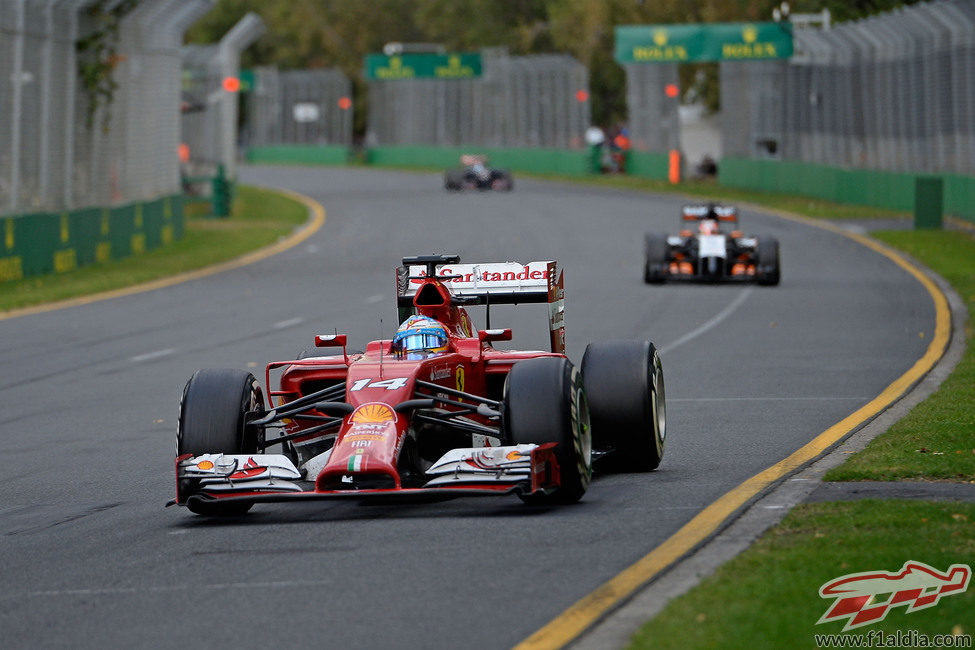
xmin=825 ymin=230 xmax=975 ymax=482
xmin=629 ymin=501 xmax=974 ymax=649
xmin=0 ymin=185 xmax=308 ymax=312
xmin=524 ymin=172 xmax=911 ymax=221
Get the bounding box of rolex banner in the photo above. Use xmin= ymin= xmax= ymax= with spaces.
xmin=615 ymin=22 xmax=793 ymax=63
xmin=364 ymin=53 xmax=482 ymax=80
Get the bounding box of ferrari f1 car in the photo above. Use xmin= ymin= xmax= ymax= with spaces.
xmin=644 ymin=204 xmax=781 ymax=285
xmin=170 ymin=254 xmax=665 ymax=515
xmin=444 ymin=155 xmax=513 ymax=191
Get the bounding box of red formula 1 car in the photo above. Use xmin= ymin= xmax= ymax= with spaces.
xmin=170 ymin=254 xmax=666 ymax=515
xmin=644 ymin=204 xmax=781 ymax=285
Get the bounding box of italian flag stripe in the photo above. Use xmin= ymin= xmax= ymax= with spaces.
xmin=347 ymin=455 xmax=363 ymax=472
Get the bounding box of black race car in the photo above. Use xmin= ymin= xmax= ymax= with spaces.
xmin=444 ymin=155 xmax=513 ymax=191
xmin=644 ymin=204 xmax=781 ymax=285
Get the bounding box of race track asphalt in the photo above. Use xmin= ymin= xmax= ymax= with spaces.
xmin=0 ymin=166 xmax=934 ymax=649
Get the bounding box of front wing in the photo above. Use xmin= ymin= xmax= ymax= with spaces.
xmin=170 ymin=443 xmax=560 ymax=509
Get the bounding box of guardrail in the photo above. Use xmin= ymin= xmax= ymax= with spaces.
xmin=0 ymin=195 xmax=184 ymax=282
xmin=719 ymin=158 xmax=975 ymax=222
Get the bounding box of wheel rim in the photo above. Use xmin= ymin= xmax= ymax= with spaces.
xmin=650 ymin=352 xmax=666 ymax=443
xmin=577 ymin=386 xmax=592 ymax=467
xmin=654 ymin=359 xmax=666 ymax=442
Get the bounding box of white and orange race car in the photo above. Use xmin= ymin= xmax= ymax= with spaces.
xmin=644 ymin=204 xmax=781 ymax=285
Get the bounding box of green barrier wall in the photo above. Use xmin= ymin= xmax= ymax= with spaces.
xmin=719 ymin=157 xmax=975 ymax=221
xmin=627 ymin=151 xmax=670 ymax=179
xmin=0 ymin=195 xmax=184 ymax=282
xmin=366 ymin=146 xmax=591 ymax=176
xmin=246 ymin=145 xmax=349 ymax=165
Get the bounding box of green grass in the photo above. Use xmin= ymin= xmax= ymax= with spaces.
xmin=824 ymin=230 xmax=975 ymax=482
xmin=0 ymin=185 xmax=308 ymax=312
xmin=629 ymin=501 xmax=975 ymax=650
xmin=524 ymin=172 xmax=911 ymax=221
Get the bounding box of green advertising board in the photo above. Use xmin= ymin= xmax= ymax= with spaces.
xmin=364 ymin=53 xmax=482 ymax=81
xmin=615 ymin=22 xmax=793 ymax=63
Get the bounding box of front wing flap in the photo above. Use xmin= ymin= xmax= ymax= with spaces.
xmin=172 ymin=444 xmax=561 ymax=508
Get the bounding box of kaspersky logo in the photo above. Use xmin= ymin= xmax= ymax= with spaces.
xmin=817 ymin=561 xmax=971 ymax=631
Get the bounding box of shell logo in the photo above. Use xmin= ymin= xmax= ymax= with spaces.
xmin=196 ymin=460 xmax=214 ymax=470
xmin=743 ymin=25 xmax=758 ymax=43
xmin=351 ymin=403 xmax=396 ymax=423
xmin=653 ymin=29 xmax=668 ymax=46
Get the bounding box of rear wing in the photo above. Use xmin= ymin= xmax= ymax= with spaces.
xmin=397 ymin=259 xmax=565 ymax=353
xmin=682 ymin=204 xmax=738 ymax=222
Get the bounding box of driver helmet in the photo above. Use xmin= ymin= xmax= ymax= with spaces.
xmin=392 ymin=315 xmax=450 ymax=359
xmin=699 ymin=218 xmax=719 ymax=235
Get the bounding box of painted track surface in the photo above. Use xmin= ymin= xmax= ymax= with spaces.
xmin=0 ymin=166 xmax=933 ymax=649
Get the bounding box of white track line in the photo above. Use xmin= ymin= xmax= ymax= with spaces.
xmin=273 ymin=317 xmax=305 ymax=329
xmin=657 ymin=288 xmax=753 ymax=355
xmin=129 ymin=348 xmax=176 ymax=363
xmin=21 ymin=579 xmax=334 ymax=598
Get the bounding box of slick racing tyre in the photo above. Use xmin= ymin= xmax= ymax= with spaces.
xmin=444 ymin=169 xmax=464 ymax=191
xmin=504 ymin=357 xmax=592 ymax=504
xmin=177 ymin=368 xmax=265 ymax=515
xmin=582 ymin=340 xmax=666 ymax=471
xmin=756 ymin=236 xmax=781 ymax=286
xmin=491 ymin=170 xmax=514 ymax=191
xmin=644 ymin=233 xmax=669 ymax=284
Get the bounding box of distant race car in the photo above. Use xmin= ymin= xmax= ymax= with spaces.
xmin=171 ymin=254 xmax=666 ymax=516
xmin=644 ymin=204 xmax=781 ymax=285
xmin=444 ymin=155 xmax=513 ymax=191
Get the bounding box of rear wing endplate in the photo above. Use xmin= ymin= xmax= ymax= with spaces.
xmin=682 ymin=204 xmax=738 ymax=222
xmin=397 ymin=260 xmax=565 ymax=353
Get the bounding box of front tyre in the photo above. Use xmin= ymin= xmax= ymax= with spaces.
xmin=177 ymin=368 xmax=264 ymax=515
xmin=582 ymin=340 xmax=666 ymax=471
xmin=504 ymin=357 xmax=592 ymax=504
xmin=644 ymin=233 xmax=669 ymax=284
xmin=756 ymin=236 xmax=781 ymax=286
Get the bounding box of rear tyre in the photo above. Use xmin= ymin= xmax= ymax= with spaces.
xmin=492 ymin=170 xmax=514 ymax=191
xmin=177 ymin=368 xmax=265 ymax=515
xmin=756 ymin=236 xmax=781 ymax=286
xmin=444 ymin=169 xmax=464 ymax=191
xmin=644 ymin=233 xmax=669 ymax=284
xmin=504 ymin=357 xmax=592 ymax=504
xmin=582 ymin=340 xmax=666 ymax=471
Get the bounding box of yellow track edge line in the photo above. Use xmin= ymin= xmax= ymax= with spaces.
xmin=515 ymin=209 xmax=951 ymax=650
xmin=0 ymin=187 xmax=325 ymax=322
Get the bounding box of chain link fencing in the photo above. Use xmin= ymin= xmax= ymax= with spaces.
xmin=366 ymin=51 xmax=590 ymax=149
xmin=1 ymin=0 xmax=212 ymax=218
xmin=622 ymin=63 xmax=680 ymax=154
xmin=245 ymin=67 xmax=352 ymax=148
xmin=179 ymin=12 xmax=264 ymax=185
xmin=721 ymin=0 xmax=974 ymax=175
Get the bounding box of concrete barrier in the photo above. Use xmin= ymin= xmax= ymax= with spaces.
xmin=719 ymin=157 xmax=975 ymax=222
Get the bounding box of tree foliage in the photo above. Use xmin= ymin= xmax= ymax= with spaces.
xmin=186 ymin=0 xmax=922 ymax=138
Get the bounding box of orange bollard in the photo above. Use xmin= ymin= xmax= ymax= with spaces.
xmin=668 ymin=149 xmax=680 ymax=184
